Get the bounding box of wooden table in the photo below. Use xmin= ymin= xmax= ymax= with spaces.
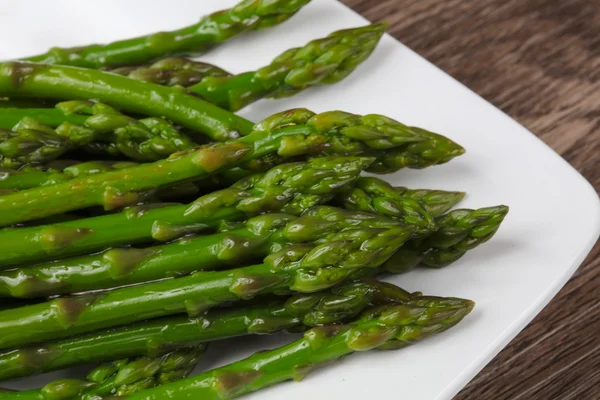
xmin=341 ymin=0 xmax=600 ymax=398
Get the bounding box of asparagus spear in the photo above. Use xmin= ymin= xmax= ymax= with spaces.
xmin=0 ymin=101 xmax=197 ymax=164
xmin=0 ymin=61 xmax=254 ymax=140
xmin=0 ymin=23 xmax=386 ymax=134
xmin=383 ymin=205 xmax=510 ymax=273
xmin=0 ymin=205 xmax=405 ymax=298
xmin=0 ymin=62 xmax=460 ymax=154
xmin=0 ymin=164 xmax=202 ymax=207
xmin=83 ymin=346 xmax=206 ymax=398
xmin=205 ymin=126 xmax=464 ymax=190
xmin=335 ymin=177 xmax=435 ymax=233
xmin=0 ymin=157 xmax=372 ymax=268
xmin=0 ymin=208 xmax=415 ymax=349
xmin=0 ymin=279 xmax=412 ymax=381
xmin=0 ymin=103 xmax=462 ymax=184
xmin=189 ymin=24 xmax=385 ymax=111
xmin=21 ymin=0 xmax=312 ymax=69
xmin=367 ymin=127 xmax=466 ymax=171
xmin=0 ymin=106 xmax=87 ymax=132
xmin=0 ymin=139 xmax=251 ymax=227
xmin=0 ymin=118 xmax=72 ymax=169
xmin=0 ymin=161 xmax=139 ymax=190
xmin=335 ymin=177 xmax=465 ymax=228
xmin=115 ymin=298 xmax=474 ymax=400
xmin=111 ymin=57 xmax=232 ymax=87
xmin=5 ymin=346 xmax=206 ymax=400
xmin=109 ymin=23 xmax=385 ymax=108
xmin=333 ymin=177 xmax=507 ymax=271
xmin=0 ymin=106 xmax=442 ymax=227
xmin=393 ymin=186 xmax=466 ymax=217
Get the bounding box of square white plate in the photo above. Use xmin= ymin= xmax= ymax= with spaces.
xmin=1 ymin=1 xmax=599 ymax=399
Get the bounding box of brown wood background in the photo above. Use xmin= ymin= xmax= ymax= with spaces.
xmin=340 ymin=0 xmax=600 ymax=399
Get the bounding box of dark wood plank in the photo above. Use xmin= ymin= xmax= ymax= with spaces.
xmin=340 ymin=0 xmax=600 ymax=398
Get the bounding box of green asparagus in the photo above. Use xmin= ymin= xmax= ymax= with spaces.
xmin=205 ymin=120 xmax=465 ymax=189
xmin=0 ymin=157 xmax=371 ymax=268
xmin=0 ymin=205 xmax=406 ymax=298
xmin=0 ymin=103 xmax=462 ymax=189
xmin=0 ymin=106 xmax=87 ymax=132
xmin=112 ymin=57 xmax=232 ymax=87
xmin=0 ymin=140 xmax=251 ymax=226
xmin=21 ymin=0 xmax=312 ymax=69
xmin=383 ymin=205 xmax=510 ymax=273
xmin=334 ymin=181 xmax=508 ymax=271
xmin=0 ymin=106 xmax=448 ymax=227
xmin=0 ymin=118 xmax=73 ymax=169
xmin=335 ymin=177 xmax=434 ymax=233
xmin=5 ymin=346 xmax=206 ymax=400
xmin=0 ymin=101 xmax=197 ymax=163
xmin=0 ymin=63 xmax=460 ymax=154
xmin=0 ymin=160 xmax=202 ymax=204
xmin=393 ymin=186 xmax=466 ymax=217
xmin=0 ymin=23 xmax=386 ymax=133
xmin=84 ymin=346 xmax=206 ymax=398
xmin=119 ymin=297 xmax=474 ymax=400
xmin=368 ymin=127 xmax=466 ymax=171
xmin=188 ymin=24 xmax=386 ymax=111
xmin=0 ymin=61 xmax=254 ymax=140
xmin=335 ymin=177 xmax=465 ymax=230
xmin=109 ymin=23 xmax=385 ymax=110
xmin=0 ymin=161 xmax=139 ymax=191
xmin=0 ymin=279 xmax=412 ymax=381
xmin=0 ymin=207 xmax=415 ymax=349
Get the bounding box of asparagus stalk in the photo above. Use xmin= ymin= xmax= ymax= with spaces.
xmin=0 ymin=205 xmax=404 ymax=298
xmin=0 ymin=161 xmax=139 ymax=190
xmin=0 ymin=61 xmax=254 ymax=140
xmin=0 ymin=139 xmax=252 ymax=227
xmin=0 ymin=157 xmax=372 ymax=268
xmin=83 ymin=346 xmax=206 ymax=398
xmin=383 ymin=205 xmax=510 ymax=273
xmin=21 ymin=0 xmax=312 ymax=69
xmin=0 ymin=62 xmax=461 ymax=155
xmin=0 ymin=106 xmax=87 ymax=132
xmin=0 ymin=105 xmax=462 ymax=189
xmin=335 ymin=177 xmax=465 ymax=230
xmin=110 ymin=23 xmax=385 ymax=110
xmin=0 ymin=279 xmax=412 ymax=381
xmin=111 ymin=57 xmax=232 ymax=87
xmin=335 ymin=177 xmax=434 ymax=233
xmin=333 ymin=177 xmax=507 ymax=271
xmin=188 ymin=24 xmax=386 ymax=111
xmin=204 ymin=126 xmax=464 ymax=189
xmin=0 ymin=101 xmax=197 ymax=163
xmin=393 ymin=186 xmax=466 ymax=217
xmin=0 ymin=165 xmax=202 ymax=207
xmin=367 ymin=127 xmax=466 ymax=171
xmin=0 ymin=208 xmax=415 ymax=349
xmin=0 ymin=106 xmax=446 ymax=227
xmin=0 ymin=213 xmax=293 ymax=298
xmin=5 ymin=346 xmax=206 ymax=400
xmin=117 ymin=298 xmax=474 ymax=400
xmin=0 ymin=118 xmax=73 ymax=169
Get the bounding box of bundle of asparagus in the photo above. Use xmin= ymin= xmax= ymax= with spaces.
xmin=0 ymin=1 xmax=509 ymax=399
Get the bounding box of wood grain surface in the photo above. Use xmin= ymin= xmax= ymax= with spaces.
xmin=340 ymin=0 xmax=600 ymax=399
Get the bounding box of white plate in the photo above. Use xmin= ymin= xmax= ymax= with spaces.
xmin=1 ymin=1 xmax=599 ymax=399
